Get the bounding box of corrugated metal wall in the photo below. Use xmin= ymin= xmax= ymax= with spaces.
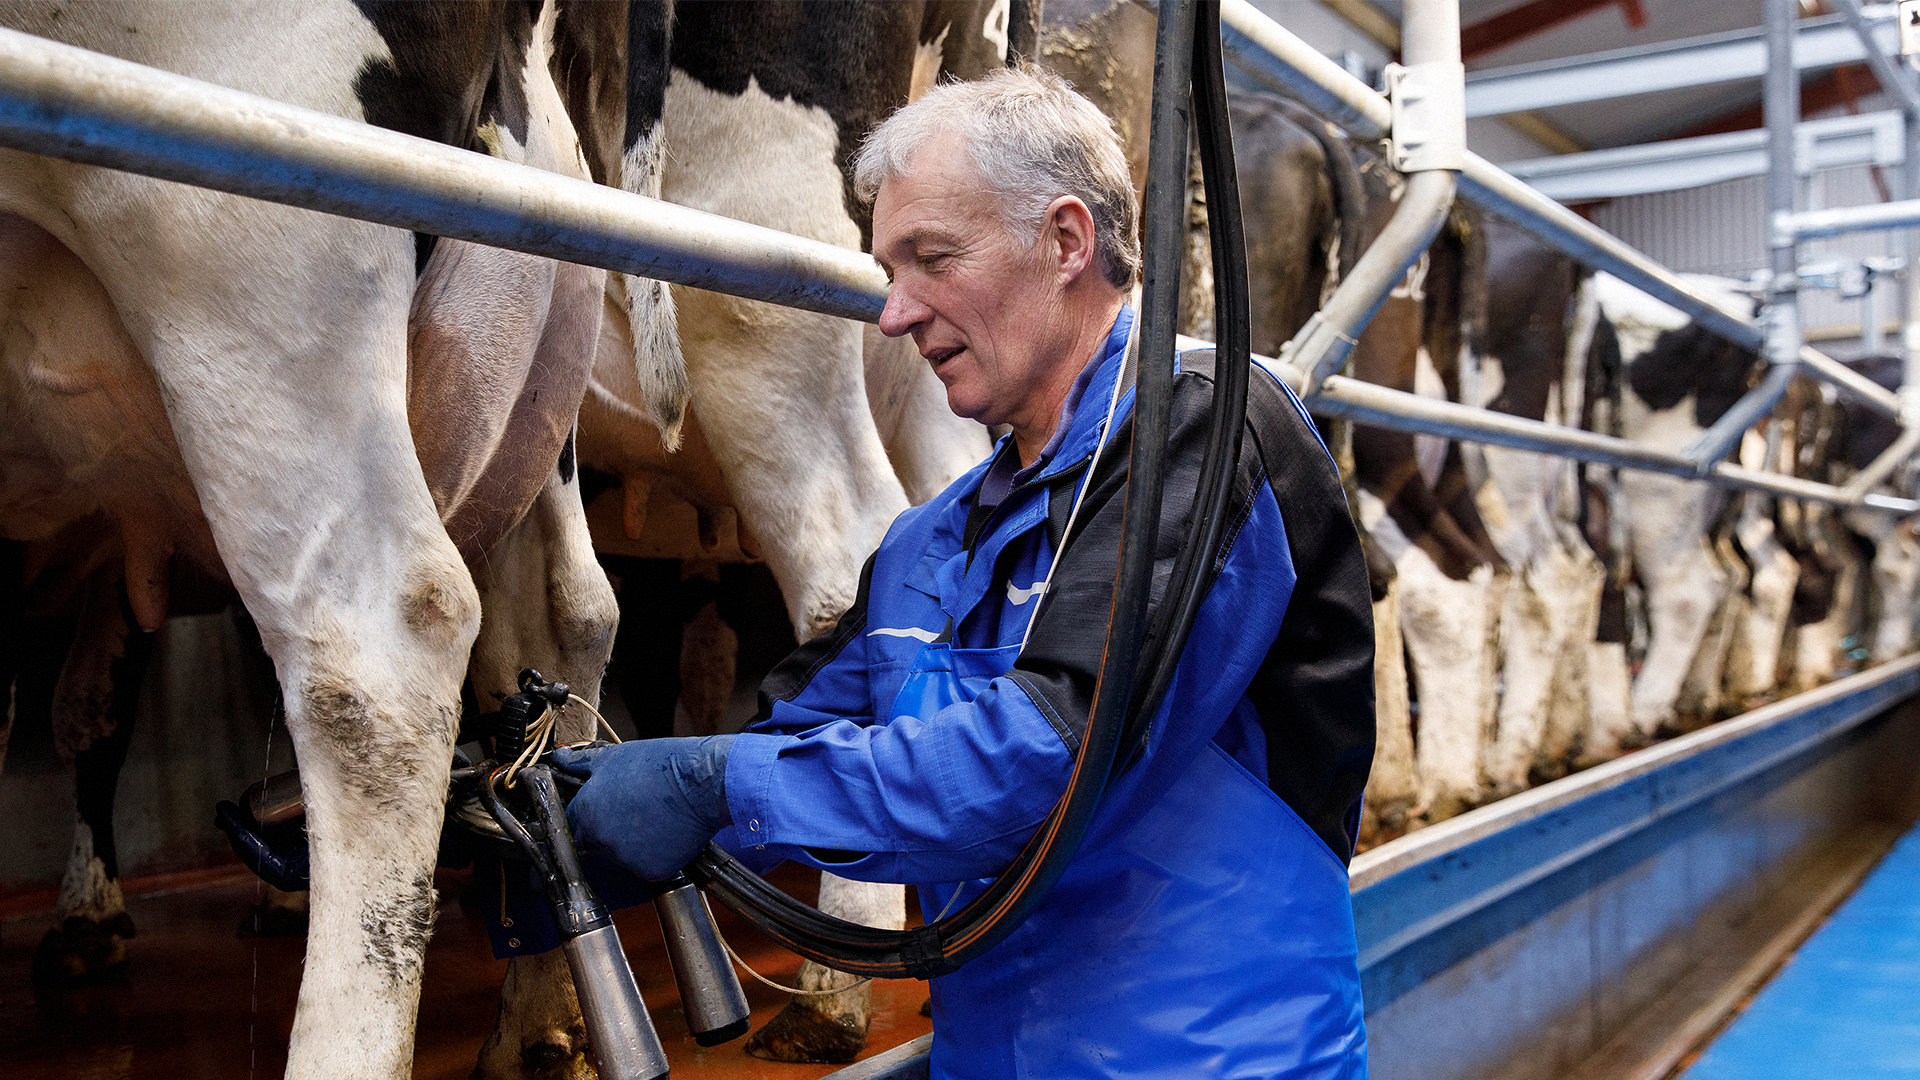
xmin=1588 ymin=164 xmax=1903 ymax=344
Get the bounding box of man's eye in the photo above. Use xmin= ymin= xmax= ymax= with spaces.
xmin=920 ymin=253 xmax=952 ymax=270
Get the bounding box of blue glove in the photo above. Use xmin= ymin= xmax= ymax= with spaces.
xmin=550 ymin=735 xmax=736 ymax=881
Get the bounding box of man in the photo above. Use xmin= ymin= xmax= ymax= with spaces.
xmin=557 ymin=67 xmax=1375 ymax=1078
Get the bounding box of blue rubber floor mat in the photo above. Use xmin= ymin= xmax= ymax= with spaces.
xmin=1682 ymin=825 xmax=1920 ymax=1079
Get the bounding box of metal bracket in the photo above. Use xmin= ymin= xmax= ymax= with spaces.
xmin=1762 ymin=289 xmax=1803 ymax=367
xmin=1386 ymin=61 xmax=1467 ymax=173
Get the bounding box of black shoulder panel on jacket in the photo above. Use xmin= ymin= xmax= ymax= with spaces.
xmin=1219 ymin=355 xmax=1377 ymax=864
xmin=1011 ymin=362 xmax=1240 ymax=754
xmin=1013 ymin=353 xmax=1374 ymax=864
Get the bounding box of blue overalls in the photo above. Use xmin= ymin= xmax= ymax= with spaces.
xmin=718 ymin=308 xmax=1370 ymax=1078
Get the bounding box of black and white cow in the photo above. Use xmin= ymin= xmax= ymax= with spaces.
xmin=0 ymin=4 xmax=639 ymax=1076
xmin=1827 ymin=356 xmax=1920 ymax=666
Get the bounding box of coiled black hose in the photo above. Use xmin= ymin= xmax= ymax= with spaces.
xmin=689 ymin=0 xmax=1251 ymax=979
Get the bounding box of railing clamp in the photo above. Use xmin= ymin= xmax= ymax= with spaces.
xmin=1386 ymin=60 xmax=1466 ymax=174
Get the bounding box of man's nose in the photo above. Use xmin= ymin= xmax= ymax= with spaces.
xmin=878 ymin=286 xmax=931 ymax=339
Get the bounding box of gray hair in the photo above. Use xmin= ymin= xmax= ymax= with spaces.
xmin=854 ymin=66 xmax=1140 ymax=289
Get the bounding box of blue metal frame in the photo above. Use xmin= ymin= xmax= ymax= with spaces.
xmin=824 ymin=655 xmax=1920 ymax=1080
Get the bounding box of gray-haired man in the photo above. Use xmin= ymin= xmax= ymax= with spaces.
xmin=560 ymin=67 xmax=1375 ymax=1078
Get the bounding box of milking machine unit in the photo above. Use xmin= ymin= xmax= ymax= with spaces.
xmin=216 ymin=0 xmax=1249 ymax=1063
xmin=219 ymin=669 xmax=750 ymax=1080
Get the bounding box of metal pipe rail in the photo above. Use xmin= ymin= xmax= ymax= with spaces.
xmin=1787 ymin=196 xmax=1920 ymax=240
xmin=0 ymin=22 xmax=1909 ymax=512
xmin=0 ymin=26 xmax=891 ymax=324
xmin=1300 ymin=366 xmax=1920 ymax=511
xmin=1831 ymin=0 xmax=1920 ymax=432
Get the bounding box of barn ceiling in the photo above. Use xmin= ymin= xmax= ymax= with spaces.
xmin=1276 ymin=0 xmax=1899 ymax=160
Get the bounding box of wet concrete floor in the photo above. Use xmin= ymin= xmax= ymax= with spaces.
xmin=0 ymin=863 xmax=932 ymax=1080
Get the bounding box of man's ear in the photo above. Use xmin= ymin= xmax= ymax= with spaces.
xmin=1045 ymin=195 xmax=1099 ymax=286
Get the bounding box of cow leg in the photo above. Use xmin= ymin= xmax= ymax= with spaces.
xmin=1483 ymin=567 xmax=1550 ymax=797
xmin=1584 ymin=637 xmax=1635 ymax=762
xmin=661 ymin=71 xmax=911 ymax=639
xmin=1625 ymin=477 xmax=1727 ymax=737
xmin=1727 ymin=512 xmax=1798 ymax=703
xmin=1675 ymin=532 xmax=1747 ymax=730
xmin=1793 ymin=518 xmax=1861 ymax=689
xmin=96 ymin=230 xmax=477 ymax=1079
xmin=33 ymin=577 xmax=152 ymax=985
xmin=1396 ymin=548 xmax=1503 ymax=822
xmin=747 ymin=874 xmax=907 ymax=1064
xmin=1352 ymin=491 xmax=1495 ymax=821
xmin=675 ymin=566 xmax=738 ymax=737
xmin=1870 ymin=521 xmax=1920 ymax=662
xmin=1360 ymin=578 xmax=1416 ymax=844
xmin=1533 ymin=535 xmax=1605 ymax=778
xmin=1791 ymin=561 xmax=1849 ymax=689
xmin=469 ymin=463 xmax=620 ymax=1080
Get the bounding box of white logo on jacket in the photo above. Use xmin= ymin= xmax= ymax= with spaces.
xmin=1007 ymin=580 xmax=1047 ymax=606
xmin=869 ymin=626 xmax=941 ymax=643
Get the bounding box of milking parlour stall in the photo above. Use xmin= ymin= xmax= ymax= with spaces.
xmin=4 ymin=2 xmax=1920 ymax=1079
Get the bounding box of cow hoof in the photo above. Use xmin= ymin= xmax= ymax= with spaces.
xmin=31 ymin=914 xmax=134 ymax=985
xmin=236 ymin=904 xmax=308 ymax=939
xmin=469 ymin=1038 xmax=592 ymax=1080
xmin=744 ymin=1004 xmax=866 ymax=1064
xmin=473 ymin=1019 xmax=592 ymax=1080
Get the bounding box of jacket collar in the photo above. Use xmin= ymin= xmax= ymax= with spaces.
xmin=1032 ymin=305 xmax=1134 ymax=483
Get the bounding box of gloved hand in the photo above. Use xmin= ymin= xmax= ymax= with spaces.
xmin=550 ymin=735 xmax=737 ymax=881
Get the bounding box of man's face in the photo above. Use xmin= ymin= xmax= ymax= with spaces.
xmin=871 ymin=135 xmax=1075 ymax=430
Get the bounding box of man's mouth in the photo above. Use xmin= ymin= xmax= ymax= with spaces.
xmin=924 ymin=345 xmax=964 ymax=367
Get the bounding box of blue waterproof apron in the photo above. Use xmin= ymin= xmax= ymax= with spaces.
xmin=888 ymin=619 xmax=1367 ymax=1078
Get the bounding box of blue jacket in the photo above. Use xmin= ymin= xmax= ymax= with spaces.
xmin=719 ymin=308 xmax=1375 ymax=1079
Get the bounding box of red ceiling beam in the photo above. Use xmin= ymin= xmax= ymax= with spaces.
xmin=1460 ymin=0 xmax=1644 ymax=62
xmin=1669 ymin=62 xmax=1879 ymax=139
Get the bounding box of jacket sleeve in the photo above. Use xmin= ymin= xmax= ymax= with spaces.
xmin=723 ymin=360 xmax=1308 ymax=884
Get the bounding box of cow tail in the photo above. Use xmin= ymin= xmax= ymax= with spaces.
xmin=1263 ymin=98 xmax=1362 ymax=288
xmin=620 ymin=0 xmax=691 ymax=450
xmin=625 ymin=265 xmax=689 ymax=451
xmin=1323 ymin=134 xmax=1365 ymax=287
xmin=1285 ymin=103 xmax=1365 ymax=288
xmin=621 ymin=113 xmax=689 ymax=448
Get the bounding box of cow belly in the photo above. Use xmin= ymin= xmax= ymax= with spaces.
xmin=0 ymin=213 xmax=217 ymax=627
